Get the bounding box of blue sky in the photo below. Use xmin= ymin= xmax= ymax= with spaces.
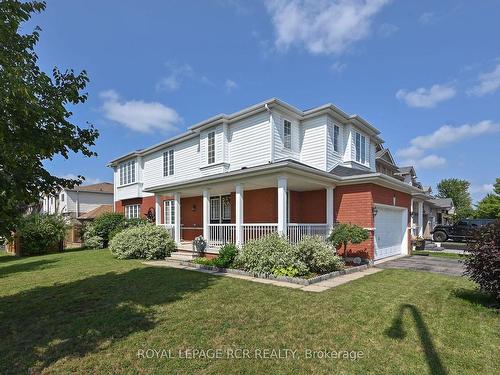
xmin=28 ymin=0 xmax=500 ymax=202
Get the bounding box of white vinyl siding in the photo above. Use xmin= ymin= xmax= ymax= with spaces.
xmin=163 ymin=149 xmax=174 ymax=176
xmin=119 ymin=160 xmax=136 ymax=185
xmin=300 ymin=115 xmax=327 ymax=170
xmin=125 ymin=204 xmax=140 ymax=219
xmin=326 ymin=117 xmax=343 ymax=171
xmin=164 ymin=200 xmax=175 ymax=224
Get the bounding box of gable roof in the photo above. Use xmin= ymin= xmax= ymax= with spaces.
xmin=78 ymin=204 xmax=113 ymax=220
xmin=430 ymin=198 xmax=454 ymax=208
xmin=375 ymin=147 xmax=397 ymax=166
xmin=68 ymin=182 xmax=114 ymax=194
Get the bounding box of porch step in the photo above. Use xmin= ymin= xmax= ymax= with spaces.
xmin=168 ymin=251 xmax=195 ymax=261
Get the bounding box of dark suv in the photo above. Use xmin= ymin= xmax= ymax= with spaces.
xmin=431 ymin=219 xmax=495 ymax=242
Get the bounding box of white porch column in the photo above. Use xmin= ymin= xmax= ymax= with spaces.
xmin=326 ymin=186 xmax=334 ymax=229
xmin=155 ymin=194 xmax=161 ymax=225
xmin=203 ymin=189 xmax=210 ymax=240
xmin=277 ymin=176 xmax=288 ymax=236
xmin=410 ymin=198 xmax=414 ymax=236
xmin=174 ymin=192 xmax=181 ymax=244
xmin=418 ymin=200 xmax=424 ymax=237
xmin=235 ymin=183 xmax=244 ymax=246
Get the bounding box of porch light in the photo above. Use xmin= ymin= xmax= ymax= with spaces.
xmin=192 ymin=204 xmax=196 ymax=212
xmin=372 ymin=206 xmax=378 ymax=217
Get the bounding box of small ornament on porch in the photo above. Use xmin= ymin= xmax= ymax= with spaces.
xmin=412 ymin=236 xmax=425 ymax=251
xmin=192 ymin=236 xmax=207 ymax=257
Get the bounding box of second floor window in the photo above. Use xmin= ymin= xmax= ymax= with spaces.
xmin=163 ymin=149 xmax=174 ymax=176
xmin=207 ymin=131 xmax=215 ymax=164
xmin=119 ymin=160 xmax=136 ymax=185
xmin=333 ymin=125 xmax=340 ymax=152
xmin=283 ymin=119 xmax=291 ymax=149
xmin=355 ymin=132 xmax=366 ymax=164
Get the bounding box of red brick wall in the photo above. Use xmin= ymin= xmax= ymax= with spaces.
xmin=115 ymin=196 xmax=158 ymax=219
xmin=334 ymin=184 xmax=374 ymax=259
xmin=290 ymin=190 xmax=326 ymax=223
xmin=243 ymin=187 xmax=278 ymax=223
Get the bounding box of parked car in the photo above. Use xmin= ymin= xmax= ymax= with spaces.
xmin=431 ymin=219 xmax=495 ymax=242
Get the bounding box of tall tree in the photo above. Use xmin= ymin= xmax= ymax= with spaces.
xmin=494 ymin=177 xmax=500 ymax=195
xmin=436 ymin=178 xmax=474 ymax=220
xmin=0 ymin=1 xmax=98 ymax=237
xmin=475 ymin=178 xmax=500 ymax=219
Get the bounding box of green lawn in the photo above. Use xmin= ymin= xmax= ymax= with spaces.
xmin=0 ymin=250 xmax=498 ymax=375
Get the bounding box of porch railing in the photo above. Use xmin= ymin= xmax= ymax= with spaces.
xmin=209 ymin=224 xmax=236 ymax=247
xmin=287 ymin=223 xmax=330 ymax=244
xmin=242 ymin=223 xmax=278 ymax=243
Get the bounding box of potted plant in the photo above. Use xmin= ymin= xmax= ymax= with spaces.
xmin=412 ymin=236 xmax=426 ymax=250
xmin=192 ymin=236 xmax=207 ymax=257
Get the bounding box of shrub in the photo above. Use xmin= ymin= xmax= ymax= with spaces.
xmin=328 ymin=223 xmax=369 ymax=258
xmin=294 ymin=236 xmax=345 ymax=273
xmin=192 ymin=257 xmax=215 ymax=266
xmin=463 ymin=220 xmax=500 ymax=301
xmin=235 ymin=233 xmax=308 ymax=276
xmin=92 ymin=212 xmax=125 ymax=247
xmin=108 ymin=217 xmax=148 ymax=241
xmin=212 ymin=243 xmax=238 ymax=268
xmin=272 ymin=266 xmax=300 ymax=277
xmin=110 ymin=224 xmax=175 ymax=260
xmin=82 ymin=223 xmax=104 ymax=249
xmin=17 ymin=214 xmax=67 ymax=255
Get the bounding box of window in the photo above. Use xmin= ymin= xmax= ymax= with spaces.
xmin=283 ymin=119 xmax=292 ymax=149
xmin=125 ymin=204 xmax=140 ymax=219
xmin=119 ymin=160 xmax=136 ymax=185
xmin=163 ymin=149 xmax=175 ymax=177
xmin=222 ymin=196 xmax=231 ymax=220
xmin=355 ymin=132 xmax=366 ymax=164
xmin=333 ymin=124 xmax=340 ymax=152
xmin=60 ymin=193 xmax=64 ymax=202
xmin=164 ymin=200 xmax=175 ymax=224
xmin=207 ymin=131 xmax=215 ymax=164
xmin=210 ymin=197 xmax=220 ymax=221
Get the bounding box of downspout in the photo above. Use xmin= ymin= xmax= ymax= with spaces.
xmin=265 ymin=104 xmax=274 ymax=163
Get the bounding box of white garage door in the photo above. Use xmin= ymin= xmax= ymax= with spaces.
xmin=374 ymin=205 xmax=408 ymax=260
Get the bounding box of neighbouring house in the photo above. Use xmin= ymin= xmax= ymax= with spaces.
xmin=41 ymin=182 xmax=114 ymax=244
xmin=109 ymin=98 xmax=427 ymax=261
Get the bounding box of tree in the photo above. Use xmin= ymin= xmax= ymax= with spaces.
xmin=0 ymin=1 xmax=98 ymax=237
xmin=327 ymin=223 xmax=369 ymax=259
xmin=494 ymin=178 xmax=500 ymax=195
xmin=475 ymin=194 xmax=500 ymax=219
xmin=436 ymin=178 xmax=474 ymax=220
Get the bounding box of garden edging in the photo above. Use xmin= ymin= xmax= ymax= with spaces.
xmin=179 ymin=260 xmax=373 ymax=286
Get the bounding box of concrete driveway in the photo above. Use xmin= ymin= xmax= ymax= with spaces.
xmin=376 ymin=256 xmax=464 ymax=277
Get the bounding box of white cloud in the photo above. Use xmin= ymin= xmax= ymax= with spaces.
xmin=470 ymin=184 xmax=494 ymax=194
xmin=100 ymin=90 xmax=181 ymax=133
xmin=397 ymin=120 xmax=500 ymax=169
xmin=396 ymin=84 xmax=456 ymax=108
xmin=418 ymin=12 xmax=436 ymax=25
xmin=400 ymin=154 xmax=446 ymax=170
xmin=468 ymin=63 xmax=500 ymax=96
xmin=224 ymin=79 xmax=238 ymax=93
xmin=156 ymin=63 xmax=194 ymax=91
xmin=378 ymin=23 xmax=399 ymax=37
xmin=264 ymin=0 xmax=391 ymax=55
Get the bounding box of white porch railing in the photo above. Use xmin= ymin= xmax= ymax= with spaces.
xmin=242 ymin=223 xmax=278 ymax=243
xmin=287 ymin=223 xmax=330 ymax=244
xmin=158 ymin=224 xmax=175 ymax=240
xmin=209 ymin=224 xmax=236 ymax=247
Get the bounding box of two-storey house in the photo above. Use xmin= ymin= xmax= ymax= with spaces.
xmin=109 ymin=98 xmax=425 ymax=261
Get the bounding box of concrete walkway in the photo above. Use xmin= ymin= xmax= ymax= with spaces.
xmin=142 ymin=260 xmax=383 ymax=293
xmin=376 ymin=256 xmax=464 ymax=277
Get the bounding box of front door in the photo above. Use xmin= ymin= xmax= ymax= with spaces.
xmin=210 ymin=195 xmax=231 ymax=224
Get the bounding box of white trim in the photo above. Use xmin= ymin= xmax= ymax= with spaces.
xmin=203 ymin=189 xmax=210 ymax=240
xmin=373 ymin=203 xmax=409 ymax=260
xmin=174 ymin=192 xmax=181 ymax=244
xmin=277 ymin=176 xmax=288 ymax=235
xmin=235 ymin=183 xmax=243 ymax=246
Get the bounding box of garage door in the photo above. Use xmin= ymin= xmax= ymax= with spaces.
xmin=374 ymin=205 xmax=407 ymax=260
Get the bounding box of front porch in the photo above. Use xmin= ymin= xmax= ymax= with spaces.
xmin=153 ymin=172 xmax=335 ymax=252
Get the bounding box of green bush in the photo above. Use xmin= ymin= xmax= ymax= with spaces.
xmin=17 ymin=214 xmax=67 ymax=255
xmin=192 ymin=257 xmax=215 ymax=266
xmin=212 ymin=243 xmax=238 ymax=268
xmin=328 ymin=223 xmax=369 ymax=258
xmin=272 ymin=266 xmax=300 ymax=277
xmin=82 ymin=223 xmax=103 ymax=249
xmin=235 ymin=233 xmax=308 ymax=275
xmin=108 ymin=217 xmax=148 ymax=241
xmin=109 ymin=224 xmax=175 ymax=260
xmin=294 ymin=236 xmax=344 ymax=273
xmin=92 ymin=212 xmax=126 ymax=247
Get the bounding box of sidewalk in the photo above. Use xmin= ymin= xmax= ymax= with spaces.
xmin=142 ymin=259 xmax=383 ymax=293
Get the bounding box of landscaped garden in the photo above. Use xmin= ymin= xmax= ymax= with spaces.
xmin=0 ymin=248 xmax=498 ymax=374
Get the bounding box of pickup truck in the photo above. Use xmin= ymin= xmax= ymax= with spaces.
xmin=431 ymin=219 xmax=495 ymax=242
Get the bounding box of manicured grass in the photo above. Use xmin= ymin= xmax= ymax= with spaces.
xmin=0 ymin=250 xmax=498 ymax=374
xmin=413 ymin=251 xmax=468 ymax=260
